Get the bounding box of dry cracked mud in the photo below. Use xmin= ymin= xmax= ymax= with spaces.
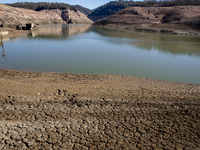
xmin=0 ymin=69 xmax=200 ymax=149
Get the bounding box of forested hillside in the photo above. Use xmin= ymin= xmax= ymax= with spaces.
xmin=6 ymin=0 xmax=200 ymax=22
xmin=88 ymin=1 xmax=135 ymax=21
xmin=6 ymin=2 xmax=77 ymax=11
xmin=88 ymin=0 xmax=200 ymax=21
xmin=6 ymin=2 xmax=93 ymax=16
xmin=74 ymin=5 xmax=92 ymax=15
xmin=130 ymin=0 xmax=200 ymax=7
xmin=89 ymin=1 xmax=134 ymax=16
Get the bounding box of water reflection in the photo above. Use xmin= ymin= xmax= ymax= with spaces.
xmin=0 ymin=35 xmax=6 ymax=62
xmin=1 ymin=24 xmax=200 ymax=84
xmin=27 ymin=25 xmax=200 ymax=57
xmin=28 ymin=24 xmax=91 ymax=40
xmin=93 ymin=27 xmax=200 ymax=57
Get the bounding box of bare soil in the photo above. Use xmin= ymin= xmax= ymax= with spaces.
xmin=0 ymin=4 xmax=93 ymax=28
xmin=0 ymin=27 xmax=29 ymax=39
xmin=0 ymin=69 xmax=200 ymax=149
xmin=94 ymin=6 xmax=200 ymax=35
xmin=96 ymin=23 xmax=200 ymax=36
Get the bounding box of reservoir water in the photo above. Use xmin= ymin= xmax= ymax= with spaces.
xmin=0 ymin=24 xmax=200 ymax=84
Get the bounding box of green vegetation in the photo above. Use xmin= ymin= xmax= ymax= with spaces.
xmin=89 ymin=0 xmax=200 ymax=17
xmin=6 ymin=2 xmax=78 ymax=11
xmin=6 ymin=0 xmax=200 ymax=20
xmin=74 ymin=5 xmax=92 ymax=15
xmin=89 ymin=1 xmax=135 ymax=17
xmin=130 ymin=0 xmax=200 ymax=7
xmin=6 ymin=2 xmax=93 ymax=15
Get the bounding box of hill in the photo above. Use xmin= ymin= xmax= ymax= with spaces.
xmin=88 ymin=0 xmax=200 ymax=22
xmin=6 ymin=2 xmax=93 ymax=16
xmin=6 ymin=2 xmax=77 ymax=11
xmin=94 ymin=6 xmax=200 ymax=35
xmin=0 ymin=4 xmax=93 ymax=28
xmin=74 ymin=5 xmax=92 ymax=16
xmin=88 ymin=1 xmax=135 ymax=22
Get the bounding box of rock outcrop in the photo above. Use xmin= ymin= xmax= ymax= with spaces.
xmin=0 ymin=4 xmax=93 ymax=28
xmin=94 ymin=6 xmax=200 ymax=35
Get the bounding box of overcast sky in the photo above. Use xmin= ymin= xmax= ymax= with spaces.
xmin=1 ymin=0 xmax=111 ymax=9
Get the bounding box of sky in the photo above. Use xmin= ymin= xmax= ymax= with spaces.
xmin=1 ymin=0 xmax=111 ymax=9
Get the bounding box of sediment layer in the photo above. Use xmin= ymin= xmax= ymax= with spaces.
xmin=94 ymin=6 xmax=200 ymax=35
xmin=0 ymin=4 xmax=93 ymax=29
xmin=0 ymin=69 xmax=200 ymax=149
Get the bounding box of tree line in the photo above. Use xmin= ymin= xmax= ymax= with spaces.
xmin=6 ymin=1 xmax=200 ymax=18
xmin=7 ymin=2 xmax=78 ymax=11
xmin=89 ymin=1 xmax=135 ymax=16
xmin=89 ymin=0 xmax=200 ymax=18
xmin=117 ymin=0 xmax=200 ymax=6
xmin=74 ymin=5 xmax=92 ymax=15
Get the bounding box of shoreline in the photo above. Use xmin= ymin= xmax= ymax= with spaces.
xmin=1 ymin=4 xmax=200 ymax=148
xmin=93 ymin=5 xmax=200 ymax=36
xmin=93 ymin=23 xmax=200 ymax=36
xmin=0 ymin=68 xmax=200 ymax=102
xmin=0 ymin=69 xmax=200 ymax=149
xmin=1 ymin=22 xmax=200 ymax=42
xmin=1 ymin=25 xmax=200 ymax=148
xmin=0 ymin=27 xmax=30 ymax=40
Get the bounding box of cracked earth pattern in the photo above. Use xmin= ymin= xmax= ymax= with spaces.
xmin=0 ymin=69 xmax=200 ymax=149
xmin=0 ymin=95 xmax=200 ymax=150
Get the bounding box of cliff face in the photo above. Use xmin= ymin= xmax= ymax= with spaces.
xmin=94 ymin=6 xmax=200 ymax=33
xmin=0 ymin=4 xmax=93 ymax=28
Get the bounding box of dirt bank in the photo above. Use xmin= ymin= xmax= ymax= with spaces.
xmin=0 ymin=27 xmax=29 ymax=40
xmin=95 ymin=23 xmax=200 ymax=36
xmin=94 ymin=6 xmax=200 ymax=35
xmin=0 ymin=69 xmax=200 ymax=149
xmin=0 ymin=4 xmax=93 ymax=29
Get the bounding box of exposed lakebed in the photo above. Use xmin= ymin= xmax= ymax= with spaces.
xmin=1 ymin=24 xmax=200 ymax=84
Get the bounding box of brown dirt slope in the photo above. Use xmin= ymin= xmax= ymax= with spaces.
xmin=0 ymin=69 xmax=200 ymax=149
xmin=94 ymin=6 xmax=200 ymax=35
xmin=0 ymin=4 xmax=93 ymax=28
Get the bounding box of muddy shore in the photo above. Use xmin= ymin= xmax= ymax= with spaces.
xmin=0 ymin=69 xmax=200 ymax=149
xmin=0 ymin=27 xmax=29 ymax=40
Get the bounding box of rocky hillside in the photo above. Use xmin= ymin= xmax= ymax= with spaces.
xmin=94 ymin=6 xmax=200 ymax=35
xmin=0 ymin=4 xmax=93 ymax=28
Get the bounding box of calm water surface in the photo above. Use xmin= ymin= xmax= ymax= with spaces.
xmin=1 ymin=24 xmax=200 ymax=84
